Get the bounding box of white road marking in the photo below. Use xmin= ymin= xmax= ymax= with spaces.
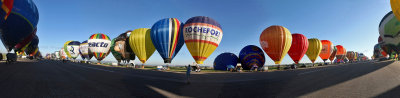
xmin=147 ymin=85 xmax=192 ymax=98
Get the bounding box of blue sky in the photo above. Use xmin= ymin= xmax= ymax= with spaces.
xmin=0 ymin=0 xmax=390 ymax=66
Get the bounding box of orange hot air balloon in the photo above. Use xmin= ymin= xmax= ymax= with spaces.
xmin=335 ymin=45 xmax=346 ymax=63
xmin=260 ymin=25 xmax=292 ymax=64
xmin=319 ymin=40 xmax=333 ymax=63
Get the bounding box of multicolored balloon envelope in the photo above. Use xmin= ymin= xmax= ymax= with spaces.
xmin=129 ymin=28 xmax=155 ymax=63
xmin=88 ymin=33 xmax=111 ymax=61
xmin=379 ymin=11 xmax=400 ymax=53
xmin=319 ymin=40 xmax=333 ymax=62
xmin=306 ymin=38 xmax=322 ymax=63
xmin=239 ymin=45 xmax=265 ymax=70
xmin=151 ymin=18 xmax=185 ymax=63
xmin=391 ymin=0 xmax=400 ymax=20
xmin=260 ymin=25 xmax=292 ymax=64
xmin=79 ymin=40 xmax=93 ymax=60
xmin=183 ymin=16 xmax=223 ymax=64
xmin=346 ymin=51 xmax=355 ymax=61
xmin=335 ymin=45 xmax=346 ymax=61
xmin=23 ymin=35 xmax=39 ymax=55
xmin=0 ymin=0 xmax=39 ymax=51
xmin=65 ymin=41 xmax=80 ymax=59
xmin=213 ymin=52 xmax=238 ymax=71
xmin=329 ymin=47 xmax=337 ymax=62
xmin=110 ymin=38 xmax=122 ymax=62
xmin=288 ymin=33 xmax=308 ymax=64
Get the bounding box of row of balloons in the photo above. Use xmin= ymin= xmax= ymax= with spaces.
xmin=55 ymin=16 xmax=223 ymax=65
xmin=374 ymin=0 xmax=400 ymax=59
xmin=214 ymin=25 xmax=366 ymax=70
xmin=0 ymin=0 xmax=41 ymax=58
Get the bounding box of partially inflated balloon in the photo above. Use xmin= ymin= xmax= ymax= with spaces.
xmin=183 ymin=16 xmax=223 ymax=64
xmin=79 ymin=40 xmax=93 ymax=60
xmin=391 ymin=0 xmax=400 ymax=20
xmin=379 ymin=11 xmax=400 ymax=52
xmin=214 ymin=52 xmax=238 ymax=71
xmin=66 ymin=41 xmax=80 ymax=59
xmin=88 ymin=33 xmax=111 ymax=61
xmin=239 ymin=45 xmax=265 ymax=70
xmin=306 ymin=38 xmax=322 ymax=63
xmin=288 ymin=33 xmax=308 ymax=64
xmin=151 ymin=18 xmax=185 ymax=63
xmin=129 ymin=28 xmax=155 ymax=63
xmin=260 ymin=25 xmax=292 ymax=64
xmin=319 ymin=40 xmax=333 ymax=62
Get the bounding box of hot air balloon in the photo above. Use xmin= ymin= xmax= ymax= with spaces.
xmin=14 ymin=31 xmax=36 ymax=52
xmin=123 ymin=31 xmax=136 ymax=63
xmin=24 ymin=35 xmax=39 ymax=57
xmin=88 ymin=33 xmax=112 ymax=62
xmin=55 ymin=51 xmax=60 ymax=59
xmin=110 ymin=38 xmax=122 ymax=64
xmin=183 ymin=16 xmax=223 ymax=64
xmin=260 ymin=25 xmax=292 ymax=64
xmin=329 ymin=47 xmax=337 ymax=63
xmin=319 ymin=40 xmax=333 ymax=63
xmin=151 ymin=18 xmax=185 ymax=63
xmin=79 ymin=40 xmax=93 ymax=61
xmin=239 ymin=45 xmax=265 ymax=70
xmin=112 ymin=31 xmax=136 ymax=63
xmin=0 ymin=0 xmax=39 ymax=52
xmin=346 ymin=51 xmax=355 ymax=62
xmin=288 ymin=33 xmax=308 ymax=64
xmin=354 ymin=52 xmax=358 ymax=61
xmin=213 ymin=52 xmax=238 ymax=71
xmin=335 ymin=45 xmax=346 ymax=63
xmin=63 ymin=41 xmax=72 ymax=59
xmin=379 ymin=11 xmax=400 ymax=53
xmin=391 ymin=0 xmax=400 ymax=20
xmin=129 ymin=28 xmax=155 ymax=64
xmin=65 ymin=41 xmax=80 ymax=60
xmin=306 ymin=38 xmax=322 ymax=64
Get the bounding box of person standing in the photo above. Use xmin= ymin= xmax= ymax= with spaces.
xmin=186 ymin=64 xmax=191 ymax=84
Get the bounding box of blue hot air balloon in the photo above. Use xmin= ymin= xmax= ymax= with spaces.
xmin=0 ymin=0 xmax=39 ymax=51
xmin=150 ymin=18 xmax=185 ymax=63
xmin=213 ymin=52 xmax=238 ymax=70
xmin=239 ymin=45 xmax=266 ymax=70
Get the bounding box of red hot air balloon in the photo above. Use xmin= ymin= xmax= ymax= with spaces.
xmin=288 ymin=33 xmax=308 ymax=64
xmin=335 ymin=45 xmax=346 ymax=63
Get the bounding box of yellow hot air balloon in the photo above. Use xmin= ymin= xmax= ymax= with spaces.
xmin=306 ymin=38 xmax=322 ymax=63
xmin=391 ymin=0 xmax=400 ymax=20
xmin=63 ymin=41 xmax=72 ymax=58
xmin=129 ymin=28 xmax=155 ymax=63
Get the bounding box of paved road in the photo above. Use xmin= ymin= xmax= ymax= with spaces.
xmin=0 ymin=60 xmax=399 ymax=97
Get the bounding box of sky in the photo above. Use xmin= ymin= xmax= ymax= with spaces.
xmin=0 ymin=0 xmax=391 ymax=66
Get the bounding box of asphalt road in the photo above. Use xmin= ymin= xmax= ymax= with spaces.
xmin=0 ymin=60 xmax=399 ymax=97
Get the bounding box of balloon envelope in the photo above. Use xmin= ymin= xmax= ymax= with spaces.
xmin=288 ymin=33 xmax=308 ymax=64
xmin=129 ymin=28 xmax=155 ymax=63
xmin=319 ymin=40 xmax=333 ymax=61
xmin=79 ymin=40 xmax=93 ymax=60
xmin=88 ymin=33 xmax=112 ymax=61
xmin=110 ymin=38 xmax=122 ymax=62
xmin=260 ymin=25 xmax=292 ymax=64
xmin=346 ymin=51 xmax=355 ymax=61
xmin=213 ymin=52 xmax=238 ymax=71
xmin=329 ymin=48 xmax=337 ymax=62
xmin=183 ymin=16 xmax=223 ymax=64
xmin=391 ymin=0 xmax=400 ymax=21
xmin=306 ymin=38 xmax=322 ymax=63
xmin=379 ymin=11 xmax=400 ymax=53
xmin=335 ymin=45 xmax=347 ymax=61
xmin=239 ymin=45 xmax=265 ymax=70
xmin=151 ymin=18 xmax=185 ymax=63
xmin=67 ymin=41 xmax=80 ymax=59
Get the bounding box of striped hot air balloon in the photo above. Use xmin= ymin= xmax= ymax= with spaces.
xmin=79 ymin=40 xmax=93 ymax=61
xmin=151 ymin=18 xmax=185 ymax=63
xmin=183 ymin=16 xmax=223 ymax=64
xmin=88 ymin=33 xmax=111 ymax=62
xmin=329 ymin=47 xmax=337 ymax=63
xmin=260 ymin=25 xmax=292 ymax=64
xmin=0 ymin=0 xmax=14 ymax=21
xmin=239 ymin=45 xmax=265 ymax=70
xmin=306 ymin=38 xmax=322 ymax=63
xmin=319 ymin=40 xmax=333 ymax=63
xmin=391 ymin=0 xmax=400 ymax=20
xmin=129 ymin=28 xmax=155 ymax=64
xmin=288 ymin=33 xmax=308 ymax=64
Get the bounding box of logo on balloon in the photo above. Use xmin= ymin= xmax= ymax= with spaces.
xmin=89 ymin=42 xmax=109 ymax=47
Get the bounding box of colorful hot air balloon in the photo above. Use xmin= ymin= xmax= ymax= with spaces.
xmin=306 ymin=38 xmax=322 ymax=63
xmin=113 ymin=31 xmax=136 ymax=63
xmin=288 ymin=33 xmax=308 ymax=64
xmin=151 ymin=18 xmax=185 ymax=63
xmin=129 ymin=28 xmax=155 ymax=63
xmin=23 ymin=35 xmax=38 ymax=55
xmin=183 ymin=16 xmax=223 ymax=64
xmin=55 ymin=51 xmax=60 ymax=59
xmin=391 ymin=0 xmax=400 ymax=20
xmin=379 ymin=11 xmax=400 ymax=53
xmin=79 ymin=40 xmax=93 ymax=61
xmin=65 ymin=41 xmax=80 ymax=60
xmin=213 ymin=52 xmax=238 ymax=71
xmin=329 ymin=47 xmax=337 ymax=63
xmin=124 ymin=32 xmax=136 ymax=62
xmin=0 ymin=0 xmax=39 ymax=52
xmin=335 ymin=45 xmax=346 ymax=63
xmin=63 ymin=41 xmax=72 ymax=59
xmin=260 ymin=25 xmax=292 ymax=64
xmin=346 ymin=51 xmax=355 ymax=62
xmin=88 ymin=33 xmax=112 ymax=62
xmin=239 ymin=45 xmax=265 ymax=70
xmin=110 ymin=38 xmax=122 ymax=63
xmin=319 ymin=40 xmax=333 ymax=63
